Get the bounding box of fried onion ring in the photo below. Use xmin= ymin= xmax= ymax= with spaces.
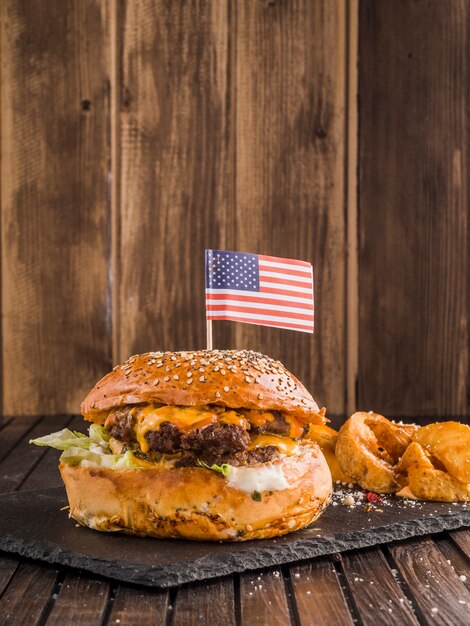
xmin=335 ymin=412 xmax=418 ymax=493
xmin=412 ymin=422 xmax=470 ymax=484
xmin=307 ymin=424 xmax=356 ymax=484
xmin=396 ymin=442 xmax=470 ymax=502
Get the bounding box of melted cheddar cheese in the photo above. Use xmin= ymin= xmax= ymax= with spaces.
xmin=136 ymin=406 xmax=220 ymax=452
xmin=220 ymin=410 xmax=249 ymax=429
xmin=129 ymin=405 xmax=302 ymax=455
xmin=248 ymin=435 xmax=299 ymax=456
xmin=242 ymin=410 xmax=275 ymax=428
xmin=284 ymin=416 xmax=305 ymax=439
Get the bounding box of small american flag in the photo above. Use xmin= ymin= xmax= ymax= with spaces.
xmin=205 ymin=249 xmax=314 ymax=333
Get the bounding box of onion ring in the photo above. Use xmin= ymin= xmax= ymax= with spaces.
xmin=335 ymin=412 xmax=418 ymax=493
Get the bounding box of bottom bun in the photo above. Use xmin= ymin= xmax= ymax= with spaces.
xmin=59 ymin=442 xmax=332 ymax=541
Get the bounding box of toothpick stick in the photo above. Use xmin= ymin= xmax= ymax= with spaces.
xmin=206 ymin=319 xmax=213 ymax=350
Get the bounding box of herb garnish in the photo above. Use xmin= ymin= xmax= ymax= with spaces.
xmin=196 ymin=460 xmax=230 ymax=477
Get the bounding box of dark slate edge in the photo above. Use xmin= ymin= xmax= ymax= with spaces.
xmin=1 ymin=510 xmax=469 ymax=588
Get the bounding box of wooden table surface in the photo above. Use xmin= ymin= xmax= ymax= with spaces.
xmin=0 ymin=415 xmax=469 ymax=626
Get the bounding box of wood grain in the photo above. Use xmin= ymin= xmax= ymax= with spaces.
xmin=358 ymin=0 xmax=470 ymax=416
xmin=173 ymin=577 xmax=235 ymax=626
xmin=240 ymin=568 xmax=291 ymax=626
xmin=0 ymin=562 xmax=59 ymax=625
xmin=233 ymin=0 xmax=347 ymax=415
xmin=450 ymin=528 xmax=470 ymax=556
xmin=389 ymin=538 xmax=470 ymax=625
xmin=0 ymin=414 xmax=71 ymax=493
xmin=0 ymin=0 xmax=112 ymax=415
xmin=0 ymin=418 xmax=13 ymax=432
xmin=290 ymin=559 xmax=354 ymax=626
xmin=0 ymin=556 xmax=18 ymax=598
xmin=341 ymin=548 xmax=418 ymax=625
xmin=45 ymin=574 xmax=110 ymax=626
xmin=346 ymin=0 xmax=359 ymax=416
xmin=107 ymin=585 xmax=169 ymax=626
xmin=19 ymin=415 xmax=83 ymax=492
xmin=0 ymin=415 xmax=41 ymax=463
xmin=117 ymin=0 xmax=232 ymax=361
xmin=434 ymin=535 xmax=470 ymax=592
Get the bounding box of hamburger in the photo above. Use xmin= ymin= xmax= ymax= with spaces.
xmin=31 ymin=350 xmax=332 ymax=541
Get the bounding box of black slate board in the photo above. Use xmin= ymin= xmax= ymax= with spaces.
xmin=1 ymin=487 xmax=469 ymax=587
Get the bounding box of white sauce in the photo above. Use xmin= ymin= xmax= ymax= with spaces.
xmin=226 ymin=463 xmax=291 ymax=493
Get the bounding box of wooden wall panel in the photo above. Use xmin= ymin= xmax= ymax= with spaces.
xmin=359 ymin=1 xmax=469 ymax=416
xmin=0 ymin=0 xmax=112 ymax=414
xmin=117 ymin=0 xmax=231 ymax=361
xmin=233 ymin=0 xmax=347 ymax=415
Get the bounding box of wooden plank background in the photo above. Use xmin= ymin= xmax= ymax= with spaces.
xmin=359 ymin=0 xmax=470 ymax=417
xmin=0 ymin=0 xmax=468 ymax=420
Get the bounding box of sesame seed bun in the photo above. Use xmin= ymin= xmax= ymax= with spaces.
xmin=59 ymin=442 xmax=332 ymax=541
xmin=81 ymin=350 xmax=323 ymax=423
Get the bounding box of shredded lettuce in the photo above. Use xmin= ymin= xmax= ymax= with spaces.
xmin=89 ymin=423 xmax=110 ymax=443
xmin=29 ymin=428 xmax=92 ymax=451
xmin=196 ymin=460 xmax=231 ymax=477
xmin=30 ymin=426 xmax=146 ymax=470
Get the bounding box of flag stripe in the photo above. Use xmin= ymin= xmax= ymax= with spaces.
xmin=259 ymin=269 xmax=312 ymax=283
xmin=258 ymin=264 xmax=312 ymax=278
xmin=258 ymin=254 xmax=311 ymax=268
xmin=260 ymin=275 xmax=313 ymax=289
xmin=205 ymin=289 xmax=314 ymax=305
xmin=207 ymin=309 xmax=313 ymax=325
xmin=206 ymin=304 xmax=314 ymax=320
xmin=206 ymin=293 xmax=314 ymax=309
xmin=207 ymin=314 xmax=314 ymax=333
xmin=260 ymin=282 xmax=313 ymax=295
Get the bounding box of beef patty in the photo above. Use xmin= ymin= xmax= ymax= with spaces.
xmin=104 ymin=406 xmax=286 ymax=466
xmin=105 ymin=408 xmax=136 ymax=441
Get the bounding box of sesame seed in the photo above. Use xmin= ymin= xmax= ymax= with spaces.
xmin=215 ymin=391 xmax=221 ymax=398
xmin=187 ymin=379 xmax=193 ymax=385
xmin=165 ymin=366 xmax=171 ymax=373
xmin=173 ymin=375 xmax=179 ymax=380
xmin=223 ymin=386 xmax=229 ymax=392
xmin=221 ymin=370 xmax=226 ymax=375
xmin=152 ymin=379 xmax=159 ymax=386
xmin=258 ymin=393 xmax=264 ymax=400
xmin=199 ymin=376 xmax=206 ymax=382
xmin=214 ymin=366 xmax=219 ymax=372
xmin=245 ymin=376 xmax=252 ymax=383
xmin=164 ymin=376 xmax=170 ymax=382
xmin=187 ymin=371 xmax=192 ymax=377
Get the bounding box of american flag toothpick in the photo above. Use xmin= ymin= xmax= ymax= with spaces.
xmin=205 ymin=249 xmax=314 ymax=348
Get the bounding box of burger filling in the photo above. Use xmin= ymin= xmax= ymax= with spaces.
xmin=30 ymin=404 xmax=325 ymax=485
xmin=103 ymin=403 xmax=308 ymax=468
